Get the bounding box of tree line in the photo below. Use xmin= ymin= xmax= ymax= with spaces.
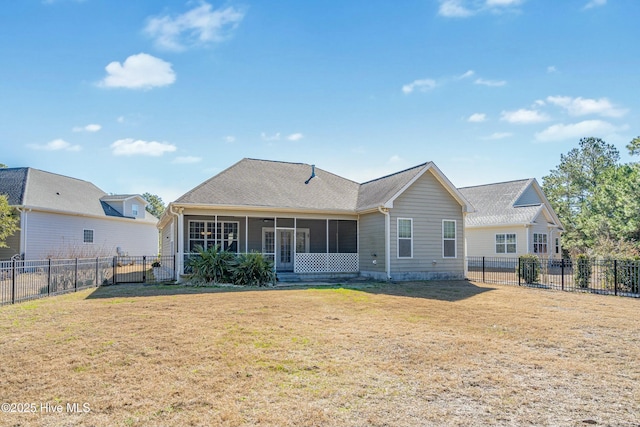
xmin=542 ymin=136 xmax=640 ymax=259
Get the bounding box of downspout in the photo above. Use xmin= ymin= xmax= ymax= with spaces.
xmin=378 ymin=206 xmax=391 ymax=280
xmin=15 ymin=207 xmax=27 ymax=259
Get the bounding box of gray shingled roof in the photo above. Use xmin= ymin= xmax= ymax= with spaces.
xmin=0 ymin=168 xmax=157 ymax=223
xmin=458 ymin=179 xmax=541 ymax=227
xmin=176 ymin=159 xmax=361 ymax=211
xmin=357 ymin=163 xmax=428 ymax=211
xmin=174 ymin=159 xmax=441 ymax=213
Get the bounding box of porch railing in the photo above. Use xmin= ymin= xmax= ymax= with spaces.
xmin=295 ymin=253 xmax=359 ymax=274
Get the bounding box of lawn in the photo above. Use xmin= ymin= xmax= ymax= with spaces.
xmin=0 ymin=281 xmax=638 ymax=426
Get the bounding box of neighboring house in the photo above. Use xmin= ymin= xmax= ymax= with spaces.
xmin=0 ymin=168 xmax=159 ymax=260
xmin=458 ymin=178 xmax=564 ymax=260
xmin=158 ymin=158 xmax=473 ymax=281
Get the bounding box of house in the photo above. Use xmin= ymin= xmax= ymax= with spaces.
xmin=0 ymin=168 xmax=159 ymax=260
xmin=458 ymin=178 xmax=564 ymax=260
xmin=158 ymin=158 xmax=473 ymax=281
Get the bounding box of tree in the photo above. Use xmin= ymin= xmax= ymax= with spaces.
xmin=0 ymin=195 xmax=19 ymax=248
xmin=142 ymin=192 xmax=166 ymax=218
xmin=0 ymin=163 xmax=7 ymax=168
xmin=542 ymin=137 xmax=620 ymax=254
xmin=626 ymin=136 xmax=640 ymax=156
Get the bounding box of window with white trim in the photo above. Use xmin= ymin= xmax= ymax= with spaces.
xmin=83 ymin=229 xmax=94 ymax=244
xmin=397 ymin=218 xmax=413 ymax=258
xmin=188 ymin=221 xmax=239 ymax=253
xmin=496 ymin=233 xmax=517 ymax=254
xmin=443 ymin=220 xmax=457 ymax=258
xmin=533 ymin=233 xmax=548 ymax=254
xmin=555 ymin=237 xmax=560 ymax=255
xmin=132 ymin=204 xmax=139 ymax=216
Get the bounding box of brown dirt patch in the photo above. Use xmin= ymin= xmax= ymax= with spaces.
xmin=0 ymin=281 xmax=638 ymax=426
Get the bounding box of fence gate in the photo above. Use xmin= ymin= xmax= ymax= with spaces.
xmin=112 ymin=255 xmax=176 ymax=284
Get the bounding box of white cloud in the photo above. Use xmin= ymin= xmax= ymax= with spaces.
xmin=224 ymin=135 xmax=236 ymax=143
xmin=99 ymin=53 xmax=176 ymax=90
xmin=28 ymin=138 xmax=81 ymax=152
xmin=402 ymin=78 xmax=437 ymax=94
xmin=458 ymin=70 xmax=475 ymax=79
xmin=584 ymin=0 xmax=606 ymax=9
xmin=547 ymin=65 xmax=557 ymax=73
xmin=261 ymin=132 xmax=281 ymax=141
xmin=110 ymin=138 xmax=177 ymax=156
xmin=483 ymin=132 xmax=513 ymax=140
xmin=468 ymin=113 xmax=487 ymax=123
xmin=438 ymin=0 xmax=522 ymax=18
xmin=117 ymin=116 xmax=125 ymax=123
xmin=438 ymin=0 xmax=474 ymax=17
xmin=72 ymin=123 xmax=101 ymax=133
xmin=546 ymin=95 xmax=627 ymax=118
xmin=145 ymin=2 xmax=245 ymax=51
xmin=287 ymin=133 xmax=304 ymax=141
xmin=535 ymin=120 xmax=626 ymax=142
xmin=172 ymin=156 xmax=202 ymax=164
xmin=501 ymin=109 xmax=550 ymax=124
xmin=475 ymin=78 xmax=506 ymax=87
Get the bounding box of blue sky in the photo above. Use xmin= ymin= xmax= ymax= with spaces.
xmin=1 ymin=0 xmax=638 ymax=204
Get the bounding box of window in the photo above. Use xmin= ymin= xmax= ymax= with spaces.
xmin=132 ymin=204 xmax=139 ymax=216
xmin=443 ymin=220 xmax=457 ymax=258
xmin=83 ymin=229 xmax=94 ymax=244
xmin=188 ymin=221 xmax=239 ymax=253
xmin=496 ymin=233 xmax=517 ymax=254
xmin=397 ymin=218 xmax=413 ymax=258
xmin=533 ymin=233 xmax=548 ymax=254
xmin=555 ymin=237 xmax=560 ymax=255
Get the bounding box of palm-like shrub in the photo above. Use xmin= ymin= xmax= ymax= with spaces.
xmin=231 ymin=252 xmax=276 ymax=287
xmin=187 ymin=245 xmax=235 ymax=284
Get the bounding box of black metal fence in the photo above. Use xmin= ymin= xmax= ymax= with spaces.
xmin=467 ymin=256 xmax=640 ymax=298
xmin=0 ymin=255 xmax=176 ymax=306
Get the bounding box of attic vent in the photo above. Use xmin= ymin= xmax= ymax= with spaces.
xmin=304 ymin=164 xmax=316 ymax=185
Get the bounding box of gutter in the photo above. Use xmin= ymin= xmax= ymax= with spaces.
xmin=377 ymin=206 xmax=391 ymax=280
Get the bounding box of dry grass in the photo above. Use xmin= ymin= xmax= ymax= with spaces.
xmin=0 ymin=281 xmax=638 ymax=427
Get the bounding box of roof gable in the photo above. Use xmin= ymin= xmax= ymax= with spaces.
xmin=459 ymin=178 xmax=562 ymax=228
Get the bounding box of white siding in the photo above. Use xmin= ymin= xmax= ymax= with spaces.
xmin=389 ymin=170 xmax=465 ymax=279
xmin=465 ymin=226 xmax=528 ymax=258
xmin=23 ymin=211 xmax=158 ymax=259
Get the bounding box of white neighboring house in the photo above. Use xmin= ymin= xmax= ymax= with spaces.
xmin=459 ymin=178 xmax=564 ymax=259
xmin=0 ymin=168 xmax=159 ymax=260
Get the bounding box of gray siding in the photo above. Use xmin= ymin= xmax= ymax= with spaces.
xmin=514 ymin=184 xmax=541 ymax=206
xmin=359 ymin=212 xmax=385 ymax=274
xmin=389 ymin=170 xmax=464 ymax=279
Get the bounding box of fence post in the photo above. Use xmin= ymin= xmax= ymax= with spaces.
xmin=518 ymin=257 xmax=521 ymax=286
xmin=614 ymin=259 xmax=618 ymax=296
xmin=113 ymin=256 xmax=117 ymax=285
xmin=142 ymin=256 xmax=147 ymax=283
xmin=482 ymin=257 xmax=485 ymax=283
xmin=74 ymin=258 xmax=78 ymax=292
xmin=173 ymin=255 xmax=177 ymax=281
xmin=95 ymin=257 xmax=99 ymax=287
xmin=561 ymin=258 xmax=565 ymax=291
xmin=11 ymin=258 xmax=16 ymax=304
xmin=48 ymin=258 xmax=52 ymax=296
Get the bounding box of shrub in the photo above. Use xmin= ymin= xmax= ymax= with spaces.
xmin=186 ymin=245 xmax=236 ymax=284
xmin=574 ymin=254 xmax=591 ymax=289
xmin=518 ymin=254 xmax=540 ymax=284
xmin=231 ymin=252 xmax=276 ymax=287
xmin=151 ymin=261 xmax=161 ymax=268
xmin=604 ymin=258 xmax=640 ymax=293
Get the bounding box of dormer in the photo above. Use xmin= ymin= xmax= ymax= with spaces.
xmin=100 ymin=194 xmax=148 ymax=219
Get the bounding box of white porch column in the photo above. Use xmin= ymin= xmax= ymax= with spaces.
xmin=176 ymin=208 xmax=184 ymax=275
xmin=293 ymin=217 xmax=297 ymax=272
xmin=245 ymin=216 xmax=249 ymax=254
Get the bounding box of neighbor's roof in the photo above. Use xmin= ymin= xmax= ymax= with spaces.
xmin=0 ymin=167 xmax=157 ymax=223
xmin=459 ymin=179 xmax=545 ymax=227
xmin=173 ymin=158 xmax=470 ymax=215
